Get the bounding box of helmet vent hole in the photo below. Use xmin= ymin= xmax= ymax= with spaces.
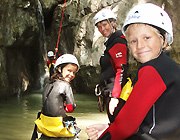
xmin=135 ymin=11 xmax=139 ymax=14
xmin=160 ymin=12 xmax=163 ymax=16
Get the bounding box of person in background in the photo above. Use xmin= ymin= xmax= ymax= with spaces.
xmin=93 ymin=8 xmax=129 ymax=123
xmin=47 ymin=49 xmax=60 ymax=78
xmin=35 ymin=54 xmax=81 ymax=140
xmin=47 ymin=51 xmax=56 ymax=77
xmin=86 ymin=3 xmax=180 ymax=140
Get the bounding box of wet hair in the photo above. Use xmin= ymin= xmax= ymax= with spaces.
xmin=151 ymin=25 xmax=166 ymax=43
xmin=50 ymin=63 xmax=67 ymax=83
xmin=109 ymin=18 xmax=117 ymax=30
xmin=126 ymin=23 xmax=165 ymax=46
xmin=127 ymin=23 xmax=165 ymax=41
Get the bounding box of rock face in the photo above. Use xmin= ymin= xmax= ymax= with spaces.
xmin=0 ymin=0 xmax=180 ymax=98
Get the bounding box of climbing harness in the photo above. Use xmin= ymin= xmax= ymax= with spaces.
xmin=95 ymin=77 xmax=133 ymax=112
xmin=95 ymin=84 xmax=105 ymax=112
xmin=97 ymin=95 xmax=105 ymax=112
xmin=63 ymin=120 xmax=77 ymax=135
xmin=95 ymin=84 xmax=102 ymax=96
xmin=55 ymin=0 xmax=66 ymax=56
xmin=48 ymin=62 xmax=55 ymax=76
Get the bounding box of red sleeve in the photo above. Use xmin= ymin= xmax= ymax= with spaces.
xmin=47 ymin=61 xmax=50 ymax=66
xmin=100 ymin=66 xmax=167 ymax=140
xmin=65 ymin=104 xmax=74 ymax=113
xmin=52 ymin=59 xmax=56 ymax=65
xmin=109 ymin=43 xmax=127 ymax=98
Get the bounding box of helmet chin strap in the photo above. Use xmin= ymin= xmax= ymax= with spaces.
xmin=151 ymin=32 xmax=165 ymax=60
xmin=158 ymin=35 xmax=166 ymax=55
xmin=107 ymin=19 xmax=115 ymax=38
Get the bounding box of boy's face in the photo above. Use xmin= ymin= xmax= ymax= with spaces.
xmin=126 ymin=24 xmax=163 ymax=63
xmin=96 ymin=20 xmax=112 ymax=38
xmin=61 ymin=64 xmax=78 ymax=83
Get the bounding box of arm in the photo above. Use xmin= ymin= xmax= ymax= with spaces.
xmin=108 ymin=43 xmax=127 ymax=98
xmin=64 ymin=83 xmax=76 ymax=113
xmin=47 ymin=60 xmax=50 ymax=67
xmin=99 ymin=66 xmax=167 ymax=140
xmin=55 ymin=48 xmax=61 ymax=59
xmin=108 ymin=42 xmax=127 ymax=115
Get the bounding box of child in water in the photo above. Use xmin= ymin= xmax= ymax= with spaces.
xmin=34 ymin=54 xmax=80 ymax=140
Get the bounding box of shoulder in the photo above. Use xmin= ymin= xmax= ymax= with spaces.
xmin=111 ymin=30 xmax=127 ymax=45
xmin=51 ymin=79 xmax=64 ymax=87
xmin=144 ymin=53 xmax=180 ymax=71
xmin=53 ymin=80 xmax=72 ymax=93
xmin=116 ymin=30 xmax=123 ymax=36
xmin=139 ymin=53 xmax=180 ymax=83
xmin=55 ymin=79 xmax=70 ymax=86
xmin=47 ymin=61 xmax=50 ymax=64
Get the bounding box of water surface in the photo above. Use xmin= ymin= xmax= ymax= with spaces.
xmin=0 ymin=92 xmax=108 ymax=140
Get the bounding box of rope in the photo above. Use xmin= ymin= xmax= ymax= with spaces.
xmin=55 ymin=0 xmax=66 ymax=56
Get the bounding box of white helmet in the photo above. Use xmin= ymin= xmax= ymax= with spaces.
xmin=47 ymin=51 xmax=54 ymax=57
xmin=122 ymin=3 xmax=173 ymax=45
xmin=94 ymin=9 xmax=117 ymax=25
xmin=54 ymin=54 xmax=80 ymax=71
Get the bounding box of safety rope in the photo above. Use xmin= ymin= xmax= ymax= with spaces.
xmin=55 ymin=0 xmax=67 ymax=56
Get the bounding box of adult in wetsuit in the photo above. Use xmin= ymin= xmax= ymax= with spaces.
xmin=94 ymin=9 xmax=128 ymax=123
xmin=86 ymin=3 xmax=180 ymax=140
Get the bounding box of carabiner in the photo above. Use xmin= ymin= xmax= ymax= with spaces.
xmin=95 ymin=84 xmax=101 ymax=96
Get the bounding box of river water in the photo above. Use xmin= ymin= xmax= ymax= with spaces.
xmin=0 ymin=91 xmax=108 ymax=140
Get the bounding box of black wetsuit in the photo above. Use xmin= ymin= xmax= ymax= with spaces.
xmin=99 ymin=53 xmax=180 ymax=140
xmin=32 ymin=79 xmax=77 ymax=140
xmin=100 ymin=30 xmax=128 ymax=123
xmin=42 ymin=79 xmax=76 ymax=117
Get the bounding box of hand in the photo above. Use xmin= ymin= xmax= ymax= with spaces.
xmin=64 ymin=101 xmax=67 ymax=107
xmin=55 ymin=48 xmax=58 ymax=52
xmin=109 ymin=98 xmax=119 ymax=115
xmin=86 ymin=124 xmax=108 ymax=140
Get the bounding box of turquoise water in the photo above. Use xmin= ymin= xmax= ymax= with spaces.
xmin=0 ymin=92 xmax=108 ymax=140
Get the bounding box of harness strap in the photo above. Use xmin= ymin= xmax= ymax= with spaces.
xmin=42 ymin=84 xmax=54 ymax=112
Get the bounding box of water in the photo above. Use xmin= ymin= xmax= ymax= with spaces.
xmin=0 ymin=92 xmax=108 ymax=140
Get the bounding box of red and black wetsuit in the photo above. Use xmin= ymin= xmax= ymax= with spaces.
xmin=47 ymin=54 xmax=60 ymax=77
xmin=100 ymin=30 xmax=128 ymax=123
xmin=99 ymin=53 xmax=180 ymax=140
xmin=47 ymin=59 xmax=56 ymax=77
